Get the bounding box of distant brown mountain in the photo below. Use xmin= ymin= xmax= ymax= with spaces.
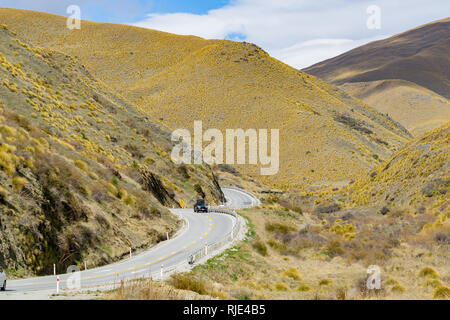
xmin=304 ymin=18 xmax=450 ymax=99
xmin=304 ymin=18 xmax=450 ymax=136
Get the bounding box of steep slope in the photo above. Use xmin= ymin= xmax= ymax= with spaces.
xmin=341 ymin=80 xmax=450 ymax=136
xmin=0 ymin=8 xmax=216 ymax=100
xmin=0 ymin=8 xmax=412 ymax=188
xmin=349 ymin=124 xmax=449 ymax=214
xmin=0 ymin=24 xmax=223 ymax=276
xmin=305 ymin=18 xmax=450 ymax=99
xmin=131 ymin=41 xmax=411 ymax=187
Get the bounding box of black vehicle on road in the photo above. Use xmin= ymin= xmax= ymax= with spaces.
xmin=194 ymin=199 xmax=208 ymax=213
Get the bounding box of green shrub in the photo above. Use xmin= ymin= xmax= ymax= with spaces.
xmin=418 ymin=267 xmax=440 ymax=279
xmin=325 ymin=241 xmax=344 ymax=258
xmin=252 ymin=240 xmax=268 ymax=256
xmin=275 ymin=282 xmax=289 ymax=291
xmin=433 ymin=286 xmax=450 ymax=299
xmin=123 ymin=195 xmax=135 ymax=206
xmin=12 ymin=176 xmax=27 ymax=191
xmin=292 ymin=206 xmax=303 ymax=214
xmin=385 ymin=278 xmax=399 ymax=286
xmin=391 ymin=285 xmax=406 ymax=293
xmin=107 ymin=183 xmax=118 ymax=196
xmin=74 ymin=160 xmax=88 ymax=171
xmin=117 ymin=189 xmax=128 ymax=200
xmin=265 ymin=222 xmax=295 ymax=234
xmin=0 ymin=186 xmax=9 ymax=199
xmin=319 ymin=279 xmax=333 ymax=286
xmin=424 ymin=279 xmax=442 ymax=288
xmin=297 ymin=284 xmax=311 ymax=292
xmin=170 ymin=274 xmax=207 ymax=295
xmin=281 ymin=268 xmax=301 ymax=281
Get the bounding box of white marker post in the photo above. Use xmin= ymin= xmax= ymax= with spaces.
xmin=53 ymin=264 xmax=56 ymax=276
xmin=205 ymin=242 xmax=208 ymax=255
xmin=56 ymin=276 xmax=60 ymax=294
xmin=84 ymin=261 xmax=87 ymax=270
xmin=160 ymin=265 xmax=163 ymax=279
xmin=166 ymin=232 xmax=169 ymax=241
xmin=130 ymin=248 xmax=132 ymax=259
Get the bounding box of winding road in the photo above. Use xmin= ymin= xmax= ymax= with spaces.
xmin=2 ymin=187 xmax=257 ymax=295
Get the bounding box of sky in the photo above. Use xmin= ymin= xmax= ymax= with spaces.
xmin=1 ymin=0 xmax=449 ymax=68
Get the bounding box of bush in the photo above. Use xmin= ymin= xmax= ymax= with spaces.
xmin=170 ymin=274 xmax=207 ymax=295
xmin=275 ymin=282 xmax=289 ymax=291
xmin=107 ymin=183 xmax=118 ymax=196
xmin=325 ymin=241 xmax=344 ymax=258
xmin=281 ymin=268 xmax=301 ymax=281
xmin=0 ymin=186 xmax=9 ymax=200
xmin=125 ymin=143 xmax=144 ymax=159
xmin=319 ymin=279 xmax=333 ymax=286
xmin=391 ymin=285 xmax=406 ymax=293
xmin=74 ymin=160 xmax=88 ymax=171
xmin=12 ymin=176 xmax=27 ymax=191
xmin=123 ymin=195 xmax=135 ymax=206
xmin=385 ymin=278 xmax=399 ymax=286
xmin=424 ymin=279 xmax=442 ymax=288
xmin=265 ymin=222 xmax=295 ymax=234
xmin=267 ymin=239 xmax=288 ymax=254
xmin=252 ymin=240 xmax=268 ymax=256
xmin=297 ymin=284 xmax=311 ymax=292
xmin=418 ymin=267 xmax=440 ymax=279
xmin=151 ymin=207 xmax=161 ymax=217
xmin=433 ymin=286 xmax=450 ymax=299
xmin=117 ymin=189 xmax=128 ymax=200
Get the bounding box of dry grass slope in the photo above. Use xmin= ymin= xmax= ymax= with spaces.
xmin=0 ymin=8 xmax=412 ymax=188
xmin=341 ymin=80 xmax=450 ymax=136
xmin=0 ymin=24 xmax=223 ymax=276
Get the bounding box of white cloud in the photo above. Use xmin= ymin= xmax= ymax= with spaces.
xmin=133 ymin=0 xmax=449 ymax=69
xmin=271 ymin=36 xmax=389 ymax=69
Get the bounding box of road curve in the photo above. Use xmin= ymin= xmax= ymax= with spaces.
xmin=4 ymin=187 xmax=256 ymax=294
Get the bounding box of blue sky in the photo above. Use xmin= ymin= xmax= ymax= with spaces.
xmin=0 ymin=0 xmax=230 ymax=23
xmin=149 ymin=0 xmax=229 ymax=15
xmin=1 ymin=0 xmax=448 ymax=68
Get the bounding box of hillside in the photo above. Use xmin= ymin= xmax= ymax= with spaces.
xmin=0 ymin=24 xmax=223 ymax=276
xmin=304 ymin=18 xmax=450 ymax=136
xmin=0 ymin=8 xmax=412 ymax=188
xmin=349 ymin=123 xmax=449 ymax=214
xmin=181 ymin=125 xmax=449 ymax=300
xmin=305 ymin=18 xmax=450 ymax=98
xmin=341 ymin=80 xmax=450 ymax=136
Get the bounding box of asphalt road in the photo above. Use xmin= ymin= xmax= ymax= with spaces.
xmin=4 ymin=187 xmax=255 ymax=294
